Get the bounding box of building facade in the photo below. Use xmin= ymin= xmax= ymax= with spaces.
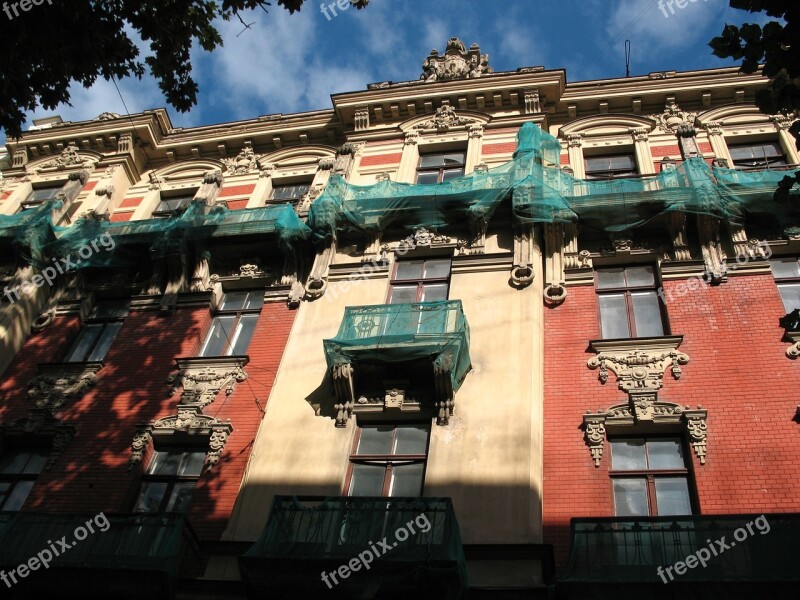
xmin=0 ymin=38 xmax=798 ymax=599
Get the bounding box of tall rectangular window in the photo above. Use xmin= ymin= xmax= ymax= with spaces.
xmin=610 ymin=437 xmax=693 ymax=517
xmin=64 ymin=299 xmax=129 ymax=362
xmin=388 ymin=258 xmax=451 ymax=303
xmin=770 ymin=258 xmax=800 ymax=313
xmin=269 ymin=182 xmax=311 ymax=205
xmin=346 ymin=424 xmax=430 ymax=497
xmin=153 ymin=192 xmax=196 ymax=218
xmin=0 ymin=450 xmax=48 ymax=511
xmin=595 ymin=265 xmax=666 ymax=339
xmin=20 ymin=184 xmax=63 ymax=211
xmin=415 ymin=151 xmax=466 ymax=184
xmin=199 ymin=290 xmax=263 ymax=357
xmin=585 ymin=154 xmax=638 ymax=180
xmin=134 ymin=449 xmax=206 ymax=513
xmin=728 ymin=141 xmax=787 ymax=170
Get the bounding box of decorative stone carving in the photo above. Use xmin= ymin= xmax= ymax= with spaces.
xmin=421 ymin=38 xmax=492 ymax=82
xmin=705 ymin=121 xmax=724 ymax=137
xmin=223 ymin=147 xmax=260 ymax=175
xmin=0 ymin=409 xmax=75 ymax=470
xmin=667 ymin=212 xmax=692 ymax=261
xmin=413 ymin=105 xmax=480 ymax=133
xmin=771 ymin=114 xmax=795 ymax=131
xmin=587 ymin=337 xmax=688 ymax=393
xmin=630 ymin=127 xmax=649 ymax=143
xmin=305 ymin=241 xmax=336 ymax=300
xmin=697 ymin=215 xmax=727 ymax=283
xmin=512 ymin=223 xmax=535 ymax=287
xmin=117 ymin=134 xmax=133 ymax=155
xmin=651 ymin=99 xmax=697 ymax=133
xmin=94 ymin=112 xmax=120 ymax=121
xmin=543 ymin=223 xmax=567 ymax=304
xmin=332 ymin=363 xmax=356 ymax=428
xmin=167 ymin=356 xmax=249 ymax=408
xmin=27 ymin=362 xmax=104 ymax=410
xmin=524 ymin=89 xmax=541 ymax=114
xmin=34 ymin=143 xmax=95 ymax=171
xmin=354 ymin=107 xmax=370 ymax=131
xmin=399 ymin=227 xmax=453 ymax=252
xmin=190 ymin=250 xmax=211 ymax=292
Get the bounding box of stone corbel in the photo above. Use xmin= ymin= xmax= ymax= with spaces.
xmin=587 ymin=336 xmax=688 ymax=393
xmin=195 ymin=170 xmax=224 ymax=206
xmin=0 ymin=408 xmax=76 ymax=470
xmin=511 ymin=222 xmax=535 ymax=287
xmin=677 ymin=124 xmax=700 ymax=159
xmin=563 ymin=224 xmax=584 ymax=270
xmin=333 ymin=143 xmax=361 ymax=179
xmin=697 ymin=215 xmax=727 ymax=283
xmin=543 ymin=223 xmax=567 ymax=304
xmin=332 ymin=363 xmax=356 ymax=427
xmin=666 ymin=212 xmax=691 ymax=261
xmin=785 ymin=331 xmax=800 ymax=359
xmin=167 ymin=356 xmax=249 ymax=408
xmin=433 ymin=360 xmax=455 ymax=426
xmin=190 ymin=249 xmax=211 ymax=292
xmin=305 ymin=239 xmax=336 ymax=299
xmin=27 ymin=362 xmax=104 ymax=410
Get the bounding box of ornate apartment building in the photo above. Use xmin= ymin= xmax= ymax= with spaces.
xmin=0 ymin=37 xmax=798 ymax=599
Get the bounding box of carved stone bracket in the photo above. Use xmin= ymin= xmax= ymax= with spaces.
xmin=512 ymin=223 xmax=535 ymax=287
xmin=305 ymin=240 xmax=336 ymax=299
xmin=666 ymin=212 xmax=691 ymax=261
xmin=167 ymin=356 xmax=249 ymax=408
xmin=697 ymin=215 xmax=727 ymax=283
xmin=587 ymin=336 xmax=689 ymax=393
xmin=583 ymin=400 xmax=708 ymax=467
xmin=0 ymin=409 xmax=76 ymax=470
xmin=332 ymin=363 xmax=356 ymax=428
xmin=543 ymin=223 xmax=567 ymax=304
xmin=223 ymin=147 xmax=260 ymax=175
xmin=650 ymin=99 xmax=697 ymax=133
xmin=27 ymin=362 xmax=104 ymax=410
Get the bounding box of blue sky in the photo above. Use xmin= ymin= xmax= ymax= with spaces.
xmin=0 ymin=0 xmax=772 ymax=146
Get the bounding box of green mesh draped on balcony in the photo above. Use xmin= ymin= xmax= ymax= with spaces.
xmin=240 ymin=496 xmax=467 ymax=599
xmin=0 ymin=199 xmax=62 ymax=265
xmin=34 ymin=202 xmax=311 ymax=270
xmin=323 ymin=300 xmax=471 ymax=392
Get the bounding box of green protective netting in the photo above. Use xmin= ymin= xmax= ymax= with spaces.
xmin=322 ymin=300 xmax=471 ymax=392
xmin=0 ymin=199 xmax=62 ymax=265
xmin=35 ymin=202 xmax=311 ymax=270
xmin=712 ymin=163 xmax=800 ymax=230
xmin=241 ymin=496 xmax=467 ymax=599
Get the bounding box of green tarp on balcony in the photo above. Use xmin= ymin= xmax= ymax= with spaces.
xmin=240 ymin=496 xmax=467 ymax=600
xmin=323 ymin=300 xmax=472 ymax=392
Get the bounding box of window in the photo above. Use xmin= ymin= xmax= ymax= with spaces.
xmin=728 ymin=141 xmax=787 ymax=170
xmin=64 ymin=299 xmax=129 ymax=362
xmin=585 ymin=154 xmax=638 ymax=180
xmin=610 ymin=437 xmax=693 ymax=516
xmin=595 ymin=265 xmax=666 ymax=339
xmin=269 ymin=182 xmax=311 ymax=205
xmin=346 ymin=424 xmax=430 ymax=497
xmin=199 ymin=290 xmax=263 ymax=357
xmin=133 ymin=449 xmax=205 ymax=513
xmin=415 ymin=151 xmax=466 ymax=184
xmin=0 ymin=450 xmax=48 ymax=511
xmin=20 ymin=184 xmax=62 ymax=211
xmin=152 ymin=192 xmax=196 ymax=218
xmin=770 ymin=258 xmax=800 ymax=313
xmin=388 ymin=259 xmax=451 ymax=303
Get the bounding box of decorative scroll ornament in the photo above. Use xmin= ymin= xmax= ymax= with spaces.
xmin=650 ymin=99 xmax=697 ymax=133
xmin=167 ymin=357 xmax=249 ymax=408
xmin=94 ymin=112 xmax=120 ymax=121
xmin=414 ymin=105 xmax=480 ymax=133
xmin=27 ymin=362 xmax=104 ymax=410
xmin=587 ymin=338 xmax=689 ymax=393
xmin=223 ymin=147 xmax=260 ymax=175
xmin=421 ymin=37 xmax=492 ymax=82
xmin=34 ymin=143 xmax=96 ymax=171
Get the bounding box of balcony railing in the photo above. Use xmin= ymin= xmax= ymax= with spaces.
xmin=240 ymin=496 xmax=467 ymax=599
xmin=0 ymin=512 xmax=203 ymax=598
xmin=561 ymin=514 xmax=800 ymax=586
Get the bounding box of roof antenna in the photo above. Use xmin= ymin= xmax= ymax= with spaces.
xmin=625 ymin=40 xmax=631 ymax=78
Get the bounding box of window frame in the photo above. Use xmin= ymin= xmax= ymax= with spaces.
xmin=584 ymin=153 xmax=639 ymax=180
xmin=608 ymin=435 xmax=695 ymax=517
xmin=344 ymin=422 xmax=431 ymax=497
xmin=0 ymin=449 xmax=49 ymax=511
xmin=387 ymin=258 xmax=452 ymax=304
xmin=20 ymin=184 xmax=64 ymax=211
xmin=415 ymin=151 xmax=466 ymax=184
xmin=63 ymin=299 xmax=129 ymax=363
xmin=770 ymin=257 xmax=800 ymax=315
xmin=198 ymin=290 xmax=263 ymax=357
xmin=268 ymin=181 xmax=312 ymax=206
xmin=152 ymin=191 xmax=198 ymax=218
xmin=594 ymin=265 xmax=668 ymax=339
xmin=727 ymin=140 xmax=788 ymax=170
xmin=133 ymin=448 xmax=206 ymax=513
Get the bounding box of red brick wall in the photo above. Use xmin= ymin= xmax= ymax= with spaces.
xmin=543 ymin=274 xmax=800 ymax=571
xmin=0 ymin=300 xmax=295 ymax=541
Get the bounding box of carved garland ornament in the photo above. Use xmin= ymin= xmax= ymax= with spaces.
xmin=413 ymin=105 xmax=481 ymax=133
xmin=27 ymin=362 xmax=104 ymax=410
xmin=167 ymin=357 xmax=249 ymax=408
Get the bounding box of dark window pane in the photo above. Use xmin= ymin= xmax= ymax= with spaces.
xmin=3 ymin=481 xmax=35 ymax=511
xmin=625 ymin=265 xmax=655 ymax=287
xmin=0 ymin=452 xmax=31 ymax=474
xmin=155 ymin=195 xmax=194 ymax=213
xmin=221 ymin=291 xmax=263 ymax=312
xmin=87 ymin=322 xmax=122 ymax=361
xmin=394 ymin=426 xmax=429 ymax=455
xmin=350 ymin=464 xmax=385 ymax=496
xmin=271 ymin=183 xmax=310 ymax=202
xmin=778 ymin=283 xmax=800 ymax=313
xmin=390 ymin=463 xmax=424 ymax=496
xmin=90 ymin=300 xmax=130 ymax=319
xmin=395 ymin=260 xmax=424 ymax=281
xmin=134 ymin=482 xmax=168 ymax=512
xmin=230 ymin=314 xmax=258 ymax=355
xmin=599 ymin=294 xmax=630 ymax=338
xmin=26 ymin=186 xmax=62 ymax=205
xmin=415 ymin=172 xmax=440 ymax=185
xmin=655 ymin=478 xmax=692 ymax=515
xmin=201 ymin=316 xmax=237 ymax=357
xmin=420 ymin=283 xmax=448 ymax=302
xmin=647 ymin=439 xmax=685 ymax=469
xmin=613 ymin=478 xmax=649 ymax=516
xmin=65 ymin=324 xmax=104 ymax=362
xmin=771 ymin=259 xmax=800 ymax=279
xmin=149 ymin=451 xmax=182 ymax=476
xmin=630 ymin=291 xmax=664 ymax=337
xmin=596 ymin=268 xmax=626 ymax=289
xmin=179 ymin=452 xmax=206 ymax=477
xmin=423 ymin=259 xmax=451 ymax=280
xmin=610 ymin=439 xmax=647 ymax=470
xmin=357 ymin=426 xmax=394 ymax=455
xmin=166 ymin=482 xmax=196 ymax=512
xmin=390 ymin=285 xmax=418 ymax=304
xmin=21 ymin=452 xmax=48 ymax=475
xmin=441 ymin=168 xmax=465 ymax=181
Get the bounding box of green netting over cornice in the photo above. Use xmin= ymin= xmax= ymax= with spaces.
xmin=36 ymin=202 xmax=311 ymax=270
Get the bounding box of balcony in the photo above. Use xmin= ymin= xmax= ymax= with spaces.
xmin=240 ymin=496 xmax=467 ymax=600
xmin=0 ymin=512 xmax=203 ymax=599
xmin=559 ymin=514 xmax=800 ymax=599
xmin=322 ymin=300 xmax=471 ymax=426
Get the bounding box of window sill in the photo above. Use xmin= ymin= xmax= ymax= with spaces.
xmin=588 ymin=335 xmax=684 ymax=354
